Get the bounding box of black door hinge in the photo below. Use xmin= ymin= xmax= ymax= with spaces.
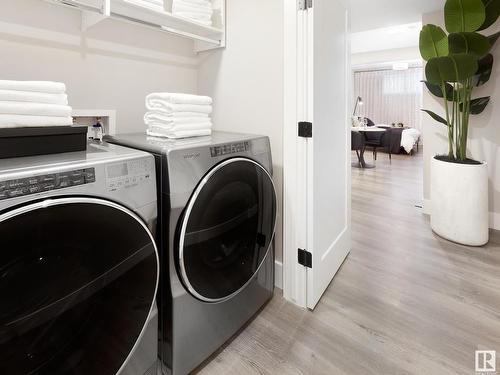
xmin=298 ymin=248 xmax=312 ymax=268
xmin=298 ymin=122 xmax=312 ymax=138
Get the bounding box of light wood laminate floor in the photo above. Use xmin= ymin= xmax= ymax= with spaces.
xmin=196 ymin=150 xmax=500 ymax=375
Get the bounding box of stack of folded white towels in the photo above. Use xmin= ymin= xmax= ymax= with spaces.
xmin=0 ymin=80 xmax=73 ymax=128
xmin=145 ymin=93 xmax=213 ymax=139
xmin=172 ymin=0 xmax=213 ymax=26
xmin=132 ymin=0 xmax=164 ymax=11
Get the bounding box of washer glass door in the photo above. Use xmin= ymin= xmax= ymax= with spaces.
xmin=178 ymin=158 xmax=277 ymax=303
xmin=0 ymin=198 xmax=158 ymax=375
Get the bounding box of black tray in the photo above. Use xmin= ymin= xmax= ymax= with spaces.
xmin=0 ymin=126 xmax=88 ymax=159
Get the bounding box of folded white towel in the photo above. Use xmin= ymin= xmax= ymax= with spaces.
xmin=0 ymin=102 xmax=72 ymax=117
xmin=0 ymin=114 xmax=73 ymax=128
xmin=172 ymin=2 xmax=213 ymax=15
xmin=0 ymin=90 xmax=68 ymax=105
xmin=145 ymin=112 xmax=212 ymax=127
xmin=147 ymin=128 xmax=212 ymax=139
xmin=146 ymin=92 xmax=213 ymax=106
xmin=176 ymin=0 xmax=212 ymax=7
xmin=0 ymin=80 xmax=66 ymax=94
xmin=175 ymin=11 xmax=212 ymax=21
xmin=128 ymin=0 xmax=164 ymax=10
xmin=146 ymin=102 xmax=212 ymax=115
xmin=137 ymin=0 xmax=163 ymax=5
xmin=146 ymin=111 xmax=208 ymax=118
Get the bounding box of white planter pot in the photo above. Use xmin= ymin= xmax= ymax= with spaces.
xmin=431 ymin=157 xmax=489 ymax=246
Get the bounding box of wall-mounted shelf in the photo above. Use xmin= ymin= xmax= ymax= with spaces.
xmin=46 ymin=0 xmax=226 ymax=52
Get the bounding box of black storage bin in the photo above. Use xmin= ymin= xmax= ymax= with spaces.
xmin=0 ymin=126 xmax=87 ymax=159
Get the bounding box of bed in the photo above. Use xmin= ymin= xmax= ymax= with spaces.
xmin=377 ymin=125 xmax=421 ymax=154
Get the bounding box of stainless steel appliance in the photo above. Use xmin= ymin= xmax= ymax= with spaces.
xmin=0 ymin=141 xmax=159 ymax=375
xmin=105 ymin=132 xmax=277 ymax=375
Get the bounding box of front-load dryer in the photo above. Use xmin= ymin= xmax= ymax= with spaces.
xmin=0 ymin=141 xmax=159 ymax=375
xmin=104 ymin=132 xmax=277 ymax=375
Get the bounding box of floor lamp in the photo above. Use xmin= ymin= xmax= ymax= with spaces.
xmin=353 ymin=96 xmax=363 ymax=116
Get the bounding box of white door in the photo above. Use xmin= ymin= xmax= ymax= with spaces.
xmin=306 ymin=0 xmax=350 ymax=309
xmin=285 ymin=0 xmax=350 ymax=309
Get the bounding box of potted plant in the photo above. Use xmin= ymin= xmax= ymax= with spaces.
xmin=420 ymin=0 xmax=500 ymax=246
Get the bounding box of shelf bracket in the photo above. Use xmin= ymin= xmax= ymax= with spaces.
xmin=81 ymin=0 xmax=111 ymax=31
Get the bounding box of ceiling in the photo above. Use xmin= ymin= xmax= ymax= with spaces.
xmin=351 ymin=22 xmax=421 ymax=54
xmin=350 ymin=0 xmax=446 ymax=32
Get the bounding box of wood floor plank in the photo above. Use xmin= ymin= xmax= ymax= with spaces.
xmin=196 ymin=150 xmax=500 ymax=375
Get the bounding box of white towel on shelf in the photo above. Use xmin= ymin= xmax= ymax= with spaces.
xmin=0 ymin=114 xmax=73 ymax=127
xmin=172 ymin=2 xmax=213 ymax=15
xmin=145 ymin=112 xmax=212 ymax=127
xmin=146 ymin=92 xmax=213 ymax=106
xmin=129 ymin=0 xmax=164 ymax=10
xmin=146 ymin=111 xmax=208 ymax=118
xmin=146 ymin=102 xmax=213 ymax=114
xmin=177 ymin=0 xmax=212 ymax=7
xmin=0 ymin=101 xmax=72 ymax=117
xmin=147 ymin=128 xmax=212 ymax=139
xmin=0 ymin=90 xmax=68 ymax=105
xmin=0 ymin=80 xmax=66 ymax=94
xmin=175 ymin=11 xmax=212 ymax=21
xmin=137 ymin=0 xmax=163 ymax=5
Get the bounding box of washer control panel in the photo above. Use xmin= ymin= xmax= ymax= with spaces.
xmin=0 ymin=168 xmax=95 ymax=201
xmin=210 ymin=142 xmax=250 ymax=157
xmin=106 ymin=158 xmax=153 ymax=192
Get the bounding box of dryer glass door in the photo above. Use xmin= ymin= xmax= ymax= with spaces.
xmin=178 ymin=158 xmax=277 ymax=302
xmin=0 ymin=198 xmax=158 ymax=375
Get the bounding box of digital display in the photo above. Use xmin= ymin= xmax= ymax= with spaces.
xmin=210 ymin=142 xmax=250 ymax=157
xmin=107 ymin=163 xmax=129 ymax=179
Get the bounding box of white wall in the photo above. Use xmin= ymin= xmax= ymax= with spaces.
xmin=197 ymin=0 xmax=284 ymax=261
xmin=0 ymin=0 xmax=198 ymax=134
xmin=422 ymin=11 xmax=500 ymax=229
xmin=1 ymin=0 xmax=285 ymax=261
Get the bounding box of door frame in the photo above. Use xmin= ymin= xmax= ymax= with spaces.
xmin=282 ymin=0 xmax=351 ymax=309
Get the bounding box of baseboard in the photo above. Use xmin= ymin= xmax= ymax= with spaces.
xmin=490 ymin=212 xmax=500 ymax=231
xmin=274 ymin=261 xmax=283 ymax=290
xmin=423 ymin=199 xmax=500 ymax=231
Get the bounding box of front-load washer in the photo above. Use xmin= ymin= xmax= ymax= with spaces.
xmin=104 ymin=132 xmax=277 ymax=375
xmin=0 ymin=141 xmax=159 ymax=375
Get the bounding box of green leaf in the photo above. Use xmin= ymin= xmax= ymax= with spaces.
xmin=422 ymin=109 xmax=449 ymax=125
xmin=420 ymin=25 xmax=449 ymax=61
xmin=473 ymin=53 xmax=494 ymax=86
xmin=478 ymin=0 xmax=500 ymax=30
xmin=422 ymin=80 xmax=455 ymax=100
xmin=448 ymin=32 xmax=491 ymax=56
xmin=459 ymin=96 xmax=491 ymax=113
xmin=489 ymin=31 xmax=500 ymax=47
xmin=445 ymin=0 xmax=486 ymax=32
xmin=425 ymin=54 xmax=479 ymax=84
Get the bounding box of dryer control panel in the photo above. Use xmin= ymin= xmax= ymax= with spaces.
xmin=106 ymin=158 xmax=153 ymax=192
xmin=0 ymin=168 xmax=96 ymax=201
